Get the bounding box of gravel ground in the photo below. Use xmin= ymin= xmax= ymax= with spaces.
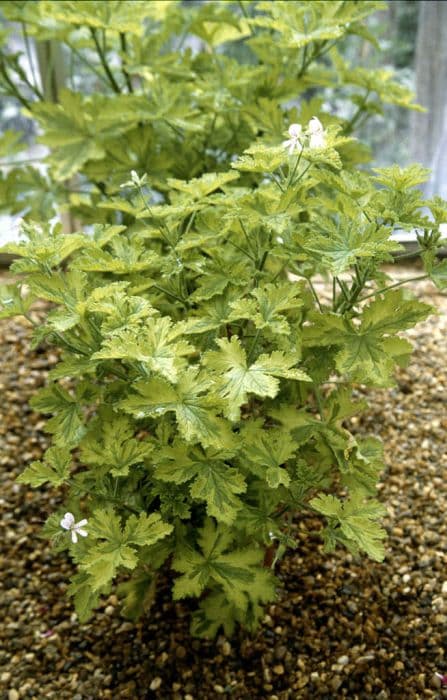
xmin=0 ymin=268 xmax=446 ymax=700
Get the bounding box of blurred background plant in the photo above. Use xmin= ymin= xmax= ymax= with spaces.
xmin=0 ymin=0 xmax=445 ymax=244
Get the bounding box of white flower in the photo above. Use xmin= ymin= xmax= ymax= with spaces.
xmin=308 ymin=116 xmax=326 ymax=149
xmin=119 ymin=170 xmax=147 ymax=189
xmin=60 ymin=512 xmax=88 ymax=544
xmin=282 ymin=123 xmax=303 ymax=155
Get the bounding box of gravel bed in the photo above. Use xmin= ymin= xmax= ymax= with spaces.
xmin=0 ymin=270 xmax=446 ymax=699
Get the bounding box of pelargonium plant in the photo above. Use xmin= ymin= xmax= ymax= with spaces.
xmin=1 ymin=0 xmax=446 ymax=637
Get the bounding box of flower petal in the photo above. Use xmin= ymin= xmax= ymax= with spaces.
xmin=288 ymin=123 xmax=302 ymax=138
xmin=60 ymin=512 xmax=75 ymax=530
xmin=71 ymin=530 xmax=78 ymax=544
xmin=76 ymin=519 xmax=88 ymax=528
xmin=308 ymin=116 xmax=324 ymax=134
xmin=77 ymin=529 xmax=88 ymax=538
xmin=309 ymin=133 xmax=326 ymax=149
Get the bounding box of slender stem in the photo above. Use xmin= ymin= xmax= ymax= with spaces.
xmin=247 ymin=328 xmax=261 ymax=362
xmin=307 ymin=278 xmax=323 ymax=312
xmin=227 ymin=238 xmax=256 ymax=263
xmin=335 ymin=276 xmax=349 ymax=304
xmin=89 ymin=28 xmax=121 ymax=94
xmin=152 ymin=283 xmax=188 ymax=306
xmin=344 ymin=89 xmax=371 ymax=134
xmin=287 ymin=147 xmax=303 ymax=187
xmin=271 ymin=174 xmax=286 ymax=193
xmin=394 ymin=248 xmax=424 ymax=261
xmin=314 ymin=387 xmax=325 ymax=419
xmin=258 ymin=249 xmax=269 ymax=272
xmin=70 ymin=45 xmax=111 ymax=88
xmin=297 ymin=39 xmax=338 ymax=78
xmin=71 ymin=481 xmax=140 ymax=516
xmin=24 ymin=312 xmax=37 ymax=327
xmin=237 ymin=0 xmax=249 ymax=19
xmin=119 ymin=33 xmax=133 ymax=93
xmin=0 ymin=60 xmax=31 ymax=109
xmin=21 ymin=22 xmax=41 ymax=96
xmin=238 ymin=218 xmax=255 ymax=257
xmin=359 ymin=274 xmax=428 ymax=303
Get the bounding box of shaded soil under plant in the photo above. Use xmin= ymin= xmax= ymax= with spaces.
xmin=1 ymin=270 xmax=447 ymax=700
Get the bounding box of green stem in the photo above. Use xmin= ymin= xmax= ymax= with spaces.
xmin=227 ymin=238 xmax=257 ymax=263
xmin=0 ymin=60 xmax=31 ymax=109
xmin=119 ymin=32 xmax=133 ymax=93
xmin=359 ymin=274 xmax=428 ymax=303
xmin=71 ymin=481 xmax=140 ymax=516
xmin=89 ymin=28 xmax=121 ymax=94
xmin=247 ymin=328 xmax=261 ymax=362
xmin=307 ymin=278 xmax=323 ymax=312
xmin=287 ymin=147 xmax=303 ymax=188
xmin=344 ymin=89 xmax=371 ymax=134
xmin=238 ymin=218 xmax=256 ymax=257
xmin=70 ymin=45 xmax=111 ymax=89
xmin=237 ymin=0 xmax=249 ymax=19
xmin=394 ymin=248 xmax=424 ymax=261
xmin=258 ymin=249 xmax=269 ymax=272
xmin=21 ymin=23 xmax=43 ymax=98
xmin=152 ymin=283 xmax=188 ymax=306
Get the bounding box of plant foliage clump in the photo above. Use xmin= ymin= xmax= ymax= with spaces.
xmin=0 ymin=0 xmax=446 ymax=637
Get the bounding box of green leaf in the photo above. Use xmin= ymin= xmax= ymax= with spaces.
xmin=30 ymin=383 xmax=86 ymax=448
xmin=204 ymin=337 xmax=310 ymax=420
xmin=373 ymin=164 xmax=430 ymax=190
xmin=123 ymin=512 xmax=173 ymax=547
xmin=155 ymin=445 xmax=245 ymax=524
xmin=117 ymin=570 xmax=157 ymax=621
xmin=311 ymin=493 xmax=387 ymax=561
xmin=93 ymin=316 xmax=193 ymax=382
xmin=167 ymin=171 xmax=240 ymax=199
xmin=429 ymin=259 xmax=447 ymax=289
xmin=0 ymin=283 xmax=32 ymax=319
xmin=17 ymin=446 xmax=72 ymax=487
xmin=81 ymin=508 xmax=172 ymax=590
xmin=39 ymin=0 xmax=157 ymax=35
xmin=229 ymin=282 xmax=304 ymax=335
xmin=304 ymin=222 xmax=400 ymax=275
xmin=119 ymin=369 xmax=233 ymax=447
xmin=5 ymin=222 xmax=86 ymax=273
xmin=68 ymin=572 xmax=102 ymax=623
xmin=232 ymin=143 xmax=286 ymax=174
xmin=80 ymin=413 xmax=152 ymax=477
xmin=240 ymin=423 xmax=296 ymax=487
xmin=304 ymin=290 xmax=432 ymax=385
xmin=172 ymin=519 xmax=272 ymax=608
xmin=341 ymin=436 xmax=385 ymax=495
xmin=82 ymin=543 xmax=138 ymax=590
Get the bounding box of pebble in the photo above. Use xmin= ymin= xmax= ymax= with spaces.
xmin=337 ymin=655 xmax=349 ymax=666
xmin=272 ymin=664 xmax=284 ymax=675
xmin=8 ymin=691 xmax=19 ymax=700
xmin=149 ymin=677 xmax=162 ymax=691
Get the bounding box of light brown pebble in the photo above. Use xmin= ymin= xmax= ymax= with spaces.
xmin=149 ymin=677 xmax=162 ymax=691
